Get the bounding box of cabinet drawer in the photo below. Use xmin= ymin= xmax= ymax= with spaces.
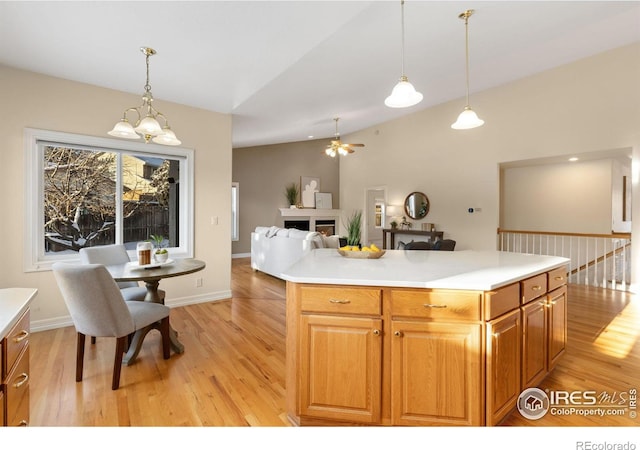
xmin=521 ymin=274 xmax=547 ymax=304
xmin=300 ymin=286 xmax=381 ymax=315
xmin=485 ymin=283 xmax=520 ymax=320
xmin=5 ymin=345 xmax=29 ymax=427
xmin=391 ymin=290 xmax=482 ymax=321
xmin=548 ymin=267 xmax=567 ymax=291
xmin=4 ymin=310 xmax=30 ymax=379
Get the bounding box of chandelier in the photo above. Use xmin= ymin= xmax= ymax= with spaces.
xmin=108 ymin=47 xmax=181 ymax=146
xmin=385 ymin=0 xmax=423 ymax=108
xmin=451 ymin=10 xmax=484 ymax=130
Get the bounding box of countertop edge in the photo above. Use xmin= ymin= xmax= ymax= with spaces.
xmin=0 ymin=288 xmax=38 ymax=338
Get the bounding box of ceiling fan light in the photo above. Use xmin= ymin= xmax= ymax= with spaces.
xmin=451 ymin=106 xmax=485 ymax=130
xmin=385 ymin=78 xmax=423 ymax=108
xmin=134 ymin=115 xmax=164 ymax=136
xmin=338 ymin=147 xmax=349 ymax=156
xmin=108 ymin=119 xmax=141 ymax=139
xmin=152 ymin=127 xmax=182 ymax=146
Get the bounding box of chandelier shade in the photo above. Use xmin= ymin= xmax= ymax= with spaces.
xmin=385 ymin=0 xmax=422 ymax=109
xmin=108 ymin=47 xmax=182 ymax=146
xmin=451 ymin=10 xmax=484 ymax=130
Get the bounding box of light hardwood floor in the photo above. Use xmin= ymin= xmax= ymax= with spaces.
xmin=29 ymin=257 xmax=639 ymax=426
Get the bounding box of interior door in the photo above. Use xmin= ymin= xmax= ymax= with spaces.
xmin=365 ymin=187 xmax=386 ymax=248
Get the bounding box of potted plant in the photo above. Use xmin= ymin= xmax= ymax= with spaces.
xmin=344 ymin=210 xmax=362 ymax=247
xmin=390 ymin=220 xmax=398 ymax=229
xmin=285 ymin=182 xmax=299 ymax=208
xmin=149 ymin=234 xmax=169 ymax=263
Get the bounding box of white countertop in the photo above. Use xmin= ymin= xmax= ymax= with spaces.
xmin=0 ymin=288 xmax=38 ymax=337
xmin=280 ymin=249 xmax=570 ymax=291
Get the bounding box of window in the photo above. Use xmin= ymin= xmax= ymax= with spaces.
xmin=231 ymin=182 xmax=239 ymax=241
xmin=24 ymin=128 xmax=194 ymax=271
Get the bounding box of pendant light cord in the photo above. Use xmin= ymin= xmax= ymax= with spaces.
xmin=463 ymin=12 xmax=470 ymax=106
xmin=400 ymin=0 xmax=406 ymax=77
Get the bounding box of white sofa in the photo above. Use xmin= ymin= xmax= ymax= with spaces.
xmin=251 ymin=226 xmax=341 ymax=279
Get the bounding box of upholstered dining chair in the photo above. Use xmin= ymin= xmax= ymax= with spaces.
xmin=433 ymin=239 xmax=456 ymax=251
xmin=52 ymin=263 xmax=171 ymax=390
xmin=403 ymin=240 xmax=434 ymax=250
xmin=79 ymin=244 xmax=165 ymax=303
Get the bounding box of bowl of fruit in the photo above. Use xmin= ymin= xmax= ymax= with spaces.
xmin=338 ymin=244 xmax=386 ymax=259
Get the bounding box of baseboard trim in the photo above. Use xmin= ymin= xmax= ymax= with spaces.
xmin=31 ymin=289 xmax=233 ymax=333
xmin=232 ymin=253 xmax=250 ymax=259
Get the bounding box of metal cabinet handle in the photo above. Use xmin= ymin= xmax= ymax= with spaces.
xmin=18 ymin=420 xmax=28 ymax=426
xmin=373 ymin=329 xmax=381 ymax=336
xmin=13 ymin=372 xmax=29 ymax=388
xmin=531 ymin=285 xmax=542 ymax=291
xmin=394 ymin=331 xmax=402 ymax=337
xmin=554 ymin=276 xmax=564 ymax=281
xmin=423 ymin=304 xmax=447 ymax=309
xmin=546 ymin=300 xmax=558 ymax=307
xmin=329 ymin=299 xmax=351 ymax=304
xmin=13 ymin=330 xmax=29 ymax=343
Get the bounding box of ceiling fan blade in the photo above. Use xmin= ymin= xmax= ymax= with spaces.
xmin=344 ymin=143 xmax=365 ymax=147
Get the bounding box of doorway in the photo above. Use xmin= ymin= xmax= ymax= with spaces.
xmin=364 ymin=187 xmax=387 ymax=248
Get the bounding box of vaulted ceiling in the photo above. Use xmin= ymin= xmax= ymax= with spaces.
xmin=1 ymin=1 xmax=639 ymax=148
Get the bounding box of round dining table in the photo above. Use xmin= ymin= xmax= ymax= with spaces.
xmin=107 ymin=258 xmax=206 ymax=365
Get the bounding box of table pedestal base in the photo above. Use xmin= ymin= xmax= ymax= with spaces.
xmin=123 ymin=321 xmax=183 ymax=366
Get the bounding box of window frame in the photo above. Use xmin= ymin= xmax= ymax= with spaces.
xmin=231 ymin=182 xmax=239 ymax=241
xmin=24 ymin=128 xmax=195 ymax=272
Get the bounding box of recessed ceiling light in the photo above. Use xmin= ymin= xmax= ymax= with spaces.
xmin=569 ymin=157 xmax=579 ymax=162
xmin=307 ymin=135 xmax=314 ymax=139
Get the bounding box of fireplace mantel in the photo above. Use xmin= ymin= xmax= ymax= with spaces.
xmin=279 ymin=208 xmax=341 ymax=218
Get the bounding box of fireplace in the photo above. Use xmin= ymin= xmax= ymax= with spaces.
xmin=284 ymin=220 xmax=310 ymax=231
xmin=315 ymin=219 xmax=335 ymax=236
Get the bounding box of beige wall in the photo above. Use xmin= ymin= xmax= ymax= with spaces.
xmin=339 ymin=43 xmax=640 ymax=281
xmin=0 ymin=65 xmax=232 ymax=330
xmin=501 ymin=159 xmax=614 ymax=234
xmin=232 ymin=139 xmax=340 ymax=255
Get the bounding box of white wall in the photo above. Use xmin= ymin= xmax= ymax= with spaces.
xmin=0 ymin=65 xmax=233 ymax=329
xmin=501 ymin=159 xmax=613 ymax=234
xmin=339 ymin=43 xmax=640 ymax=282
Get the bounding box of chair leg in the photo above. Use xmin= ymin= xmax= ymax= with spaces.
xmin=160 ymin=317 xmax=170 ymax=360
xmin=76 ymin=332 xmax=85 ymax=382
xmin=112 ymin=336 xmax=127 ymax=390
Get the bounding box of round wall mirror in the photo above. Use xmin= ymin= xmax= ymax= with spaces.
xmin=404 ymin=192 xmax=430 ymax=220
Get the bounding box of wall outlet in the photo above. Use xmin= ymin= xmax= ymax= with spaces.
xmin=196 ymin=277 xmax=203 ymax=287
xmin=211 ymin=216 xmax=219 ymax=225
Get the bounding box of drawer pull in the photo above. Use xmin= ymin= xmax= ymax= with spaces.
xmin=18 ymin=420 xmax=29 ymax=427
xmin=423 ymin=304 xmax=447 ymax=309
xmin=394 ymin=331 xmax=402 ymax=337
xmin=554 ymin=276 xmax=564 ymax=281
xmin=329 ymin=299 xmax=351 ymax=304
xmin=531 ymin=285 xmax=543 ymax=291
xmin=373 ymin=329 xmax=381 ymax=336
xmin=546 ymin=300 xmax=558 ymax=307
xmin=13 ymin=329 xmax=29 ymax=343
xmin=13 ymin=372 xmax=29 ymax=388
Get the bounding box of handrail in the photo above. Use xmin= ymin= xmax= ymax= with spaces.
xmin=497 ymin=228 xmax=631 ymax=291
xmin=497 ymin=228 xmax=631 ymax=239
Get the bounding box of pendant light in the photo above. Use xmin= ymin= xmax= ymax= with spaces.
xmin=451 ymin=10 xmax=484 ymax=130
xmin=385 ymin=0 xmax=423 ymax=108
xmin=109 ymin=47 xmax=181 ymax=146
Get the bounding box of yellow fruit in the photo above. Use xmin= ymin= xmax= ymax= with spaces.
xmin=370 ymin=244 xmax=380 ymax=252
xmin=361 ymin=246 xmax=371 ymax=252
xmin=339 ymin=246 xmax=350 ymax=251
xmin=351 ymin=246 xmax=361 ymax=251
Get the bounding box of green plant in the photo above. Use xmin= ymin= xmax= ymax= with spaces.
xmin=149 ymin=234 xmax=168 ymax=254
xmin=390 ymin=220 xmax=398 ymax=229
xmin=285 ymin=182 xmax=299 ymax=206
xmin=344 ymin=210 xmax=362 ymax=246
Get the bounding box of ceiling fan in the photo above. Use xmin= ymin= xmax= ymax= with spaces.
xmin=324 ymin=118 xmax=364 ymax=157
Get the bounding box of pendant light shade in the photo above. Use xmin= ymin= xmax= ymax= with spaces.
xmin=452 ymin=106 xmax=484 ymax=130
xmin=451 ymin=10 xmax=484 ymax=130
xmin=385 ymin=75 xmax=423 ymax=108
xmin=385 ymin=0 xmax=422 ymax=108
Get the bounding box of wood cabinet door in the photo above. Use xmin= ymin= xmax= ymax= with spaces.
xmin=299 ymin=314 xmax=382 ymax=423
xmin=547 ymin=285 xmax=567 ymax=370
xmin=486 ymin=309 xmax=521 ymax=426
xmin=521 ymin=299 xmax=548 ymax=389
xmin=391 ymin=320 xmax=483 ymax=426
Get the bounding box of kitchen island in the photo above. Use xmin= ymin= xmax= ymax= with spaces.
xmin=281 ymin=249 xmax=569 ymax=426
